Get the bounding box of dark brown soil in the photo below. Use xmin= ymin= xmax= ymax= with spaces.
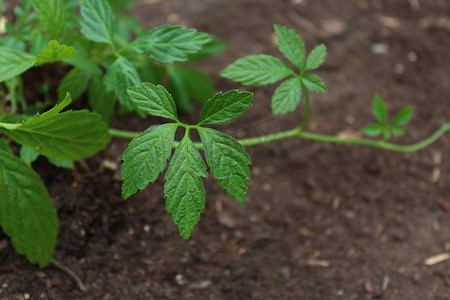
xmin=1 ymin=0 xmax=449 ymax=299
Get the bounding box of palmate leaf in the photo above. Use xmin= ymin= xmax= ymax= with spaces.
xmin=80 ymin=0 xmax=115 ymax=45
xmin=221 ymin=54 xmax=295 ymax=86
xmin=199 ymin=90 xmax=253 ymax=125
xmin=0 ymin=47 xmax=36 ymax=82
xmin=0 ymin=94 xmax=111 ymax=161
xmin=274 ymin=24 xmax=306 ymax=70
xmin=362 ymin=123 xmax=384 ymax=136
xmin=0 ymin=150 xmax=58 ymax=268
xmin=31 ymin=0 xmax=66 ymax=40
xmin=35 ymin=40 xmax=77 ymax=66
xmin=130 ymin=25 xmax=211 ymax=64
xmin=127 ymin=82 xmax=178 ymax=121
xmin=121 ymin=123 xmax=178 ymax=199
xmin=165 ymin=135 xmax=207 ymax=239
xmin=198 ymin=128 xmax=251 ymax=204
xmin=271 ymin=77 xmax=302 ymax=115
xmin=104 ymin=57 xmax=141 ymax=110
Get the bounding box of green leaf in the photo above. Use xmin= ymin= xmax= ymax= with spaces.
xmin=198 ymin=128 xmax=251 ymax=204
xmin=0 ymin=94 xmax=111 ymax=161
xmin=20 ymin=146 xmax=40 ymax=164
xmin=80 ymin=0 xmax=115 ymax=44
xmin=373 ymin=94 xmax=387 ymax=124
xmin=104 ymin=57 xmax=141 ymax=110
xmin=391 ymin=107 xmax=415 ymax=126
xmin=88 ymin=75 xmax=116 ymax=123
xmin=301 ymin=74 xmax=327 ymax=93
xmin=304 ymin=44 xmax=327 ymax=71
xmin=221 ymin=54 xmax=295 ymax=86
xmin=127 ymin=82 xmax=178 ymax=121
xmin=186 ymin=36 xmax=225 ymax=62
xmin=31 ymin=0 xmax=66 ymax=40
xmin=0 ymin=150 xmax=58 ymax=268
xmin=383 ymin=127 xmax=391 ymax=140
xmin=167 ymin=68 xmax=194 ymax=115
xmin=273 ymin=24 xmax=306 ymax=70
xmin=362 ymin=123 xmax=384 ymax=136
xmin=0 ymin=47 xmax=36 ymax=82
xmin=35 ymin=40 xmax=77 ymax=66
xmin=0 ymin=138 xmax=13 ymax=154
xmin=391 ymin=126 xmax=405 ymax=136
xmin=130 ymin=25 xmax=211 ymax=64
xmin=48 ymin=159 xmax=75 ymax=169
xmin=164 ymin=135 xmax=207 ymax=239
xmin=271 ymin=77 xmax=302 ymax=115
xmin=169 ymin=66 xmax=215 ymax=104
xmin=199 ymin=90 xmax=253 ymax=125
xmin=57 ymin=68 xmax=90 ymax=101
xmin=121 ymin=123 xmax=178 ymax=199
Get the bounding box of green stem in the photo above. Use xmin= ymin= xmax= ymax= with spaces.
xmin=297 ymin=83 xmax=310 ymax=131
xmin=108 ymin=123 xmax=450 ymax=152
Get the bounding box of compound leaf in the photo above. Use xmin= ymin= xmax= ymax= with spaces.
xmin=271 ymin=77 xmax=302 ymax=115
xmin=127 ymin=82 xmax=178 ymax=121
xmin=130 ymin=25 xmax=211 ymax=64
xmin=373 ymin=95 xmax=387 ymax=124
xmin=31 ymin=0 xmax=66 ymax=40
xmin=304 ymin=44 xmax=327 ymax=71
xmin=104 ymin=57 xmax=141 ymax=110
xmin=221 ymin=54 xmax=295 ymax=86
xmin=274 ymin=24 xmax=306 ymax=70
xmin=35 ymin=40 xmax=77 ymax=66
xmin=121 ymin=123 xmax=178 ymax=199
xmin=164 ymin=135 xmax=207 ymax=239
xmin=0 ymin=150 xmax=58 ymax=268
xmin=0 ymin=47 xmax=36 ymax=82
xmin=80 ymin=0 xmax=115 ymax=44
xmin=199 ymin=90 xmax=253 ymax=125
xmin=198 ymin=128 xmax=251 ymax=204
xmin=57 ymin=68 xmax=90 ymax=101
xmin=391 ymin=107 xmax=415 ymax=126
xmin=301 ymin=74 xmax=327 ymax=93
xmin=0 ymin=94 xmax=111 ymax=161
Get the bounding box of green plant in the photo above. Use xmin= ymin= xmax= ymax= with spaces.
xmin=0 ymin=1 xmax=449 ymax=268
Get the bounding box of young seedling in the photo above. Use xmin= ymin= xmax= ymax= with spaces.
xmin=0 ymin=2 xmax=448 ymax=269
xmin=362 ymin=94 xmax=415 ymax=141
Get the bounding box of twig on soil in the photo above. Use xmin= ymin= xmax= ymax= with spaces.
xmin=51 ymin=258 xmax=87 ymax=292
xmin=424 ymin=253 xmax=450 ymax=266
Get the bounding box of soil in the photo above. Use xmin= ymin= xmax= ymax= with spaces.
xmin=1 ymin=0 xmax=449 ymax=299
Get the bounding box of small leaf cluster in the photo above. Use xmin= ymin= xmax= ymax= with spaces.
xmin=1 ymin=0 xmax=223 ymax=118
xmin=121 ymin=84 xmax=253 ymax=239
xmin=362 ymin=95 xmax=415 ymax=140
xmin=221 ymin=24 xmax=327 ymax=115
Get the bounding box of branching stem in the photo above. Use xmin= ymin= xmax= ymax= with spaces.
xmin=108 ymin=122 xmax=450 ymax=152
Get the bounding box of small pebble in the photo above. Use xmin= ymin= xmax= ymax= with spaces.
xmin=407 ymin=51 xmax=418 ymax=62
xmin=394 ymin=63 xmax=404 ymax=74
xmin=371 ymin=43 xmax=389 ymax=54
